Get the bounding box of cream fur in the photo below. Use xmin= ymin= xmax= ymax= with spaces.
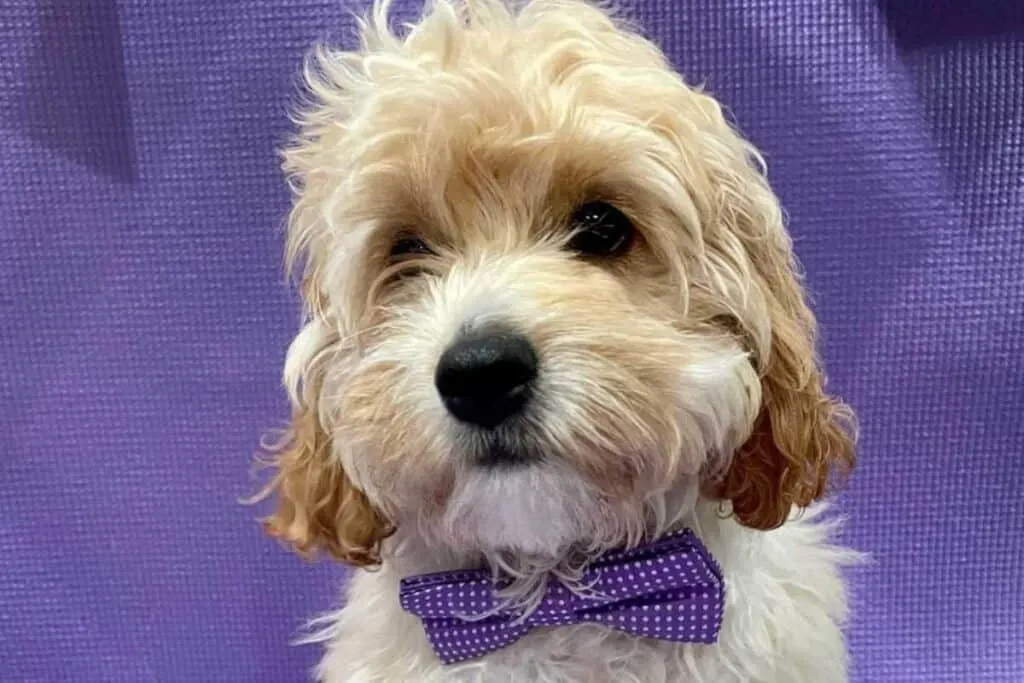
xmin=258 ymin=1 xmax=860 ymax=681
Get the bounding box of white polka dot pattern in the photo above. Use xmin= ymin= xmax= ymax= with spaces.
xmin=398 ymin=529 xmax=725 ymax=665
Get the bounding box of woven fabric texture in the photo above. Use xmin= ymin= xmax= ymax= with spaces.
xmin=1 ymin=1 xmax=1021 ymax=681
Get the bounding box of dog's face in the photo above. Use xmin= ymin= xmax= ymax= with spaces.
xmin=261 ymin=0 xmax=854 ymax=566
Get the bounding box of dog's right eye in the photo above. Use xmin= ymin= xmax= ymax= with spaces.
xmin=389 ymin=236 xmax=432 ymax=261
xmin=568 ymin=201 xmax=634 ymax=257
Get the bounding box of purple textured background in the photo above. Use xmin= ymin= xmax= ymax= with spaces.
xmin=1 ymin=1 xmax=1021 ymax=681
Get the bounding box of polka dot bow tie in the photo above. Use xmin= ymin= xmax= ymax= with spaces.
xmin=398 ymin=529 xmax=725 ymax=665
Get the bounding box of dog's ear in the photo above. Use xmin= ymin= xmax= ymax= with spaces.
xmin=715 ymin=287 xmax=857 ymax=530
xmin=256 ymin=319 xmax=393 ymax=566
xmin=691 ymin=101 xmax=856 ymax=529
xmin=259 ymin=404 xmax=393 ymax=567
xmin=255 ymin=34 xmax=398 ymax=564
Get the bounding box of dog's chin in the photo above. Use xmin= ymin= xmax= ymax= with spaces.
xmin=436 ymin=462 xmax=621 ymax=559
xmin=419 ymin=458 xmax=694 ymax=562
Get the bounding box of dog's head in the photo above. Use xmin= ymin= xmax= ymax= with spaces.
xmin=259 ymin=0 xmax=855 ymax=567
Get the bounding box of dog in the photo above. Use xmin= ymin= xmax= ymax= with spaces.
xmin=257 ymin=1 xmax=859 ymax=680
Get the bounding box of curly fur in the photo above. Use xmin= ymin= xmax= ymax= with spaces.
xmin=253 ymin=1 xmax=859 ymax=680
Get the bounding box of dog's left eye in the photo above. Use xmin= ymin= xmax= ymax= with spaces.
xmin=568 ymin=202 xmax=634 ymax=256
xmin=389 ymin=236 xmax=433 ymax=261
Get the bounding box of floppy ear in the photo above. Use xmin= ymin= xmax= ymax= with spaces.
xmin=255 ymin=316 xmax=394 ymax=567
xmin=251 ymin=29 xmax=400 ymax=565
xmin=259 ymin=404 xmax=393 ymax=567
xmin=717 ymin=286 xmax=857 ymax=530
xmin=714 ymin=209 xmax=856 ymax=530
xmin=692 ymin=102 xmax=857 ymax=529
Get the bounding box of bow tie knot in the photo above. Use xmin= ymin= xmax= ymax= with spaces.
xmin=399 ymin=529 xmax=725 ymax=665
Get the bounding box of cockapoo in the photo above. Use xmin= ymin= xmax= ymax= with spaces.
xmin=257 ymin=1 xmax=859 ymax=681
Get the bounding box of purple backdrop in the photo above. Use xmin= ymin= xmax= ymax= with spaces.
xmin=2 ymin=1 xmax=1021 ymax=681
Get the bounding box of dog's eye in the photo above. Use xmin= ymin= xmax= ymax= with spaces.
xmin=389 ymin=236 xmax=433 ymax=261
xmin=568 ymin=202 xmax=634 ymax=256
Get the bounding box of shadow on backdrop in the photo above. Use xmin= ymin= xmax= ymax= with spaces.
xmin=23 ymin=0 xmax=135 ymax=182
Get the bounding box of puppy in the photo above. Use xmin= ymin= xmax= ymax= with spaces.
xmin=258 ymin=1 xmax=858 ymax=681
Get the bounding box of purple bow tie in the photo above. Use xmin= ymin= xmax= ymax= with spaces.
xmin=399 ymin=529 xmax=725 ymax=665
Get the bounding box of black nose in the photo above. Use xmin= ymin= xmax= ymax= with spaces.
xmin=435 ymin=329 xmax=538 ymax=428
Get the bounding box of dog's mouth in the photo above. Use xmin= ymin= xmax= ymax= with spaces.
xmin=463 ymin=422 xmax=545 ymax=469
